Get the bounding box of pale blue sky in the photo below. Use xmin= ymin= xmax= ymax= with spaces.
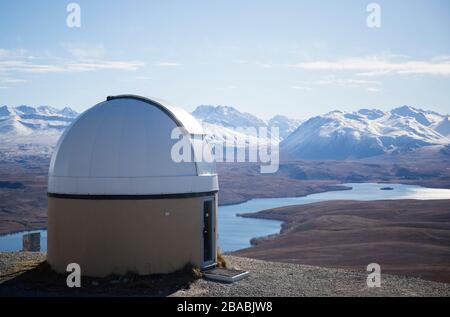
xmin=0 ymin=0 xmax=449 ymax=119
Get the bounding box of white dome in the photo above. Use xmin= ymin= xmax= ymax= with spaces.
xmin=48 ymin=95 xmax=218 ymax=196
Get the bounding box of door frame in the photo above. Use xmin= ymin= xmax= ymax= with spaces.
xmin=201 ymin=196 xmax=216 ymax=269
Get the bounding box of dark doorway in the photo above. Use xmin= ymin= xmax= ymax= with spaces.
xmin=203 ymin=200 xmax=213 ymax=264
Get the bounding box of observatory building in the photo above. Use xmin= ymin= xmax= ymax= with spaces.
xmin=47 ymin=95 xmax=218 ymax=277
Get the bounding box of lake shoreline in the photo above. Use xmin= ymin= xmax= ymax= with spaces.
xmin=219 ymin=178 xmax=450 ymax=206
xmin=218 ymin=183 xmax=352 ymax=206
xmin=0 ymin=227 xmax=47 ymax=238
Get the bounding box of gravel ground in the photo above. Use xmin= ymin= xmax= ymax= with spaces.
xmin=172 ymin=256 xmax=450 ymax=297
xmin=1 ymin=252 xmax=449 ymax=297
xmin=0 ymin=252 xmax=46 ymax=281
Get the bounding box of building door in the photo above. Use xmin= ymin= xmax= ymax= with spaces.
xmin=203 ymin=200 xmax=214 ymax=265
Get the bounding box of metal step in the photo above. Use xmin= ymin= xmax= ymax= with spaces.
xmin=203 ymin=268 xmax=250 ymax=283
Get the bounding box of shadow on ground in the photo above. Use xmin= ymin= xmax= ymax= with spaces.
xmin=0 ymin=261 xmax=198 ymax=297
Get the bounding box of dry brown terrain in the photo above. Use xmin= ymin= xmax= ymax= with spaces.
xmin=0 ymin=155 xmax=48 ymax=235
xmin=235 ymin=200 xmax=450 ymax=283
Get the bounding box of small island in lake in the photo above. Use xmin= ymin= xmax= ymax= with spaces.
xmin=380 ymin=187 xmax=394 ymax=191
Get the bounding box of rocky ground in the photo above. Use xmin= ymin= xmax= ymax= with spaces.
xmin=1 ymin=252 xmax=449 ymax=297
xmin=173 ymin=256 xmax=450 ymax=297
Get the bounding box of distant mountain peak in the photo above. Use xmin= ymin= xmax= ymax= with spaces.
xmin=434 ymin=115 xmax=450 ymax=137
xmin=60 ymin=106 xmax=79 ymax=117
xmin=390 ymin=105 xmax=445 ymax=127
xmin=268 ymin=115 xmax=302 ymax=139
xmin=326 ymin=110 xmax=344 ymax=116
xmin=15 ymin=105 xmax=37 ymax=114
xmin=192 ymin=104 xmax=301 ymax=140
xmin=192 ymin=104 xmax=267 ymax=128
xmin=0 ymin=105 xmax=15 ymax=116
xmin=357 ymin=108 xmax=385 ymax=120
xmin=0 ymin=104 xmax=79 ymax=136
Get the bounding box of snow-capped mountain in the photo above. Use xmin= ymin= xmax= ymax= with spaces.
xmin=390 ymin=105 xmax=444 ymax=127
xmin=192 ymin=105 xmax=267 ymax=129
xmin=0 ymin=105 xmax=78 ymax=135
xmin=433 ymin=116 xmax=450 ymax=137
xmin=281 ymin=106 xmax=450 ymax=160
xmin=2 ymin=103 xmax=448 ymax=162
xmin=190 ymin=105 xmax=300 ymax=162
xmin=191 ymin=105 xmax=301 ymax=143
xmin=0 ymin=105 xmax=79 ymax=158
xmin=268 ymin=115 xmax=302 ymax=139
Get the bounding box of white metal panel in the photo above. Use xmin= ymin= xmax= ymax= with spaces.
xmin=48 ymin=96 xmax=218 ymax=195
xmin=89 ymin=102 xmax=123 ymax=177
xmin=48 ymin=175 xmax=218 ymax=195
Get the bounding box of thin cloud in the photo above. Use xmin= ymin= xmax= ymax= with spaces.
xmin=22 ymin=64 xmax=66 ymax=73
xmin=289 ymin=55 xmax=450 ymax=76
xmin=431 ymin=55 xmax=450 ymax=62
xmin=0 ymin=48 xmax=28 ymax=58
xmin=0 ymin=59 xmax=64 ymax=73
xmin=66 ymin=60 xmax=144 ymax=72
xmin=290 ymin=85 xmax=313 ymax=91
xmin=61 ymin=43 xmax=106 ymax=59
xmin=294 ymin=75 xmax=381 ymax=91
xmin=0 ymin=48 xmax=145 ymax=75
xmin=155 ymin=62 xmax=182 ymax=67
xmin=0 ymin=77 xmax=28 ymax=84
xmin=236 ymin=60 xmax=275 ymax=68
xmin=135 ymin=76 xmax=153 ymax=80
xmin=367 ymin=87 xmax=382 ymax=93
xmin=314 ymin=76 xmax=380 ymax=88
xmin=0 ymin=49 xmax=11 ymax=58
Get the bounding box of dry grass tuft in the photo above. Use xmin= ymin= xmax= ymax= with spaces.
xmin=216 ymin=250 xmax=227 ymax=268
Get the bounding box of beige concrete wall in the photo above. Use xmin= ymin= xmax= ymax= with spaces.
xmin=47 ymin=194 xmax=217 ymax=277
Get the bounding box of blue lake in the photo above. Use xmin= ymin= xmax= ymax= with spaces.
xmin=0 ymin=230 xmax=47 ymax=252
xmin=1 ymin=183 xmax=450 ymax=253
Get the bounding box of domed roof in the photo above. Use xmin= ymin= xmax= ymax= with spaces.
xmin=48 ymin=95 xmax=218 ymax=196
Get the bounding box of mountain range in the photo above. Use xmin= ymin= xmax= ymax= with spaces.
xmin=192 ymin=105 xmax=301 ymax=141
xmin=0 ymin=105 xmax=77 ymax=135
xmin=1 ymin=103 xmax=449 ymax=160
xmin=281 ymin=106 xmax=450 ymax=160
